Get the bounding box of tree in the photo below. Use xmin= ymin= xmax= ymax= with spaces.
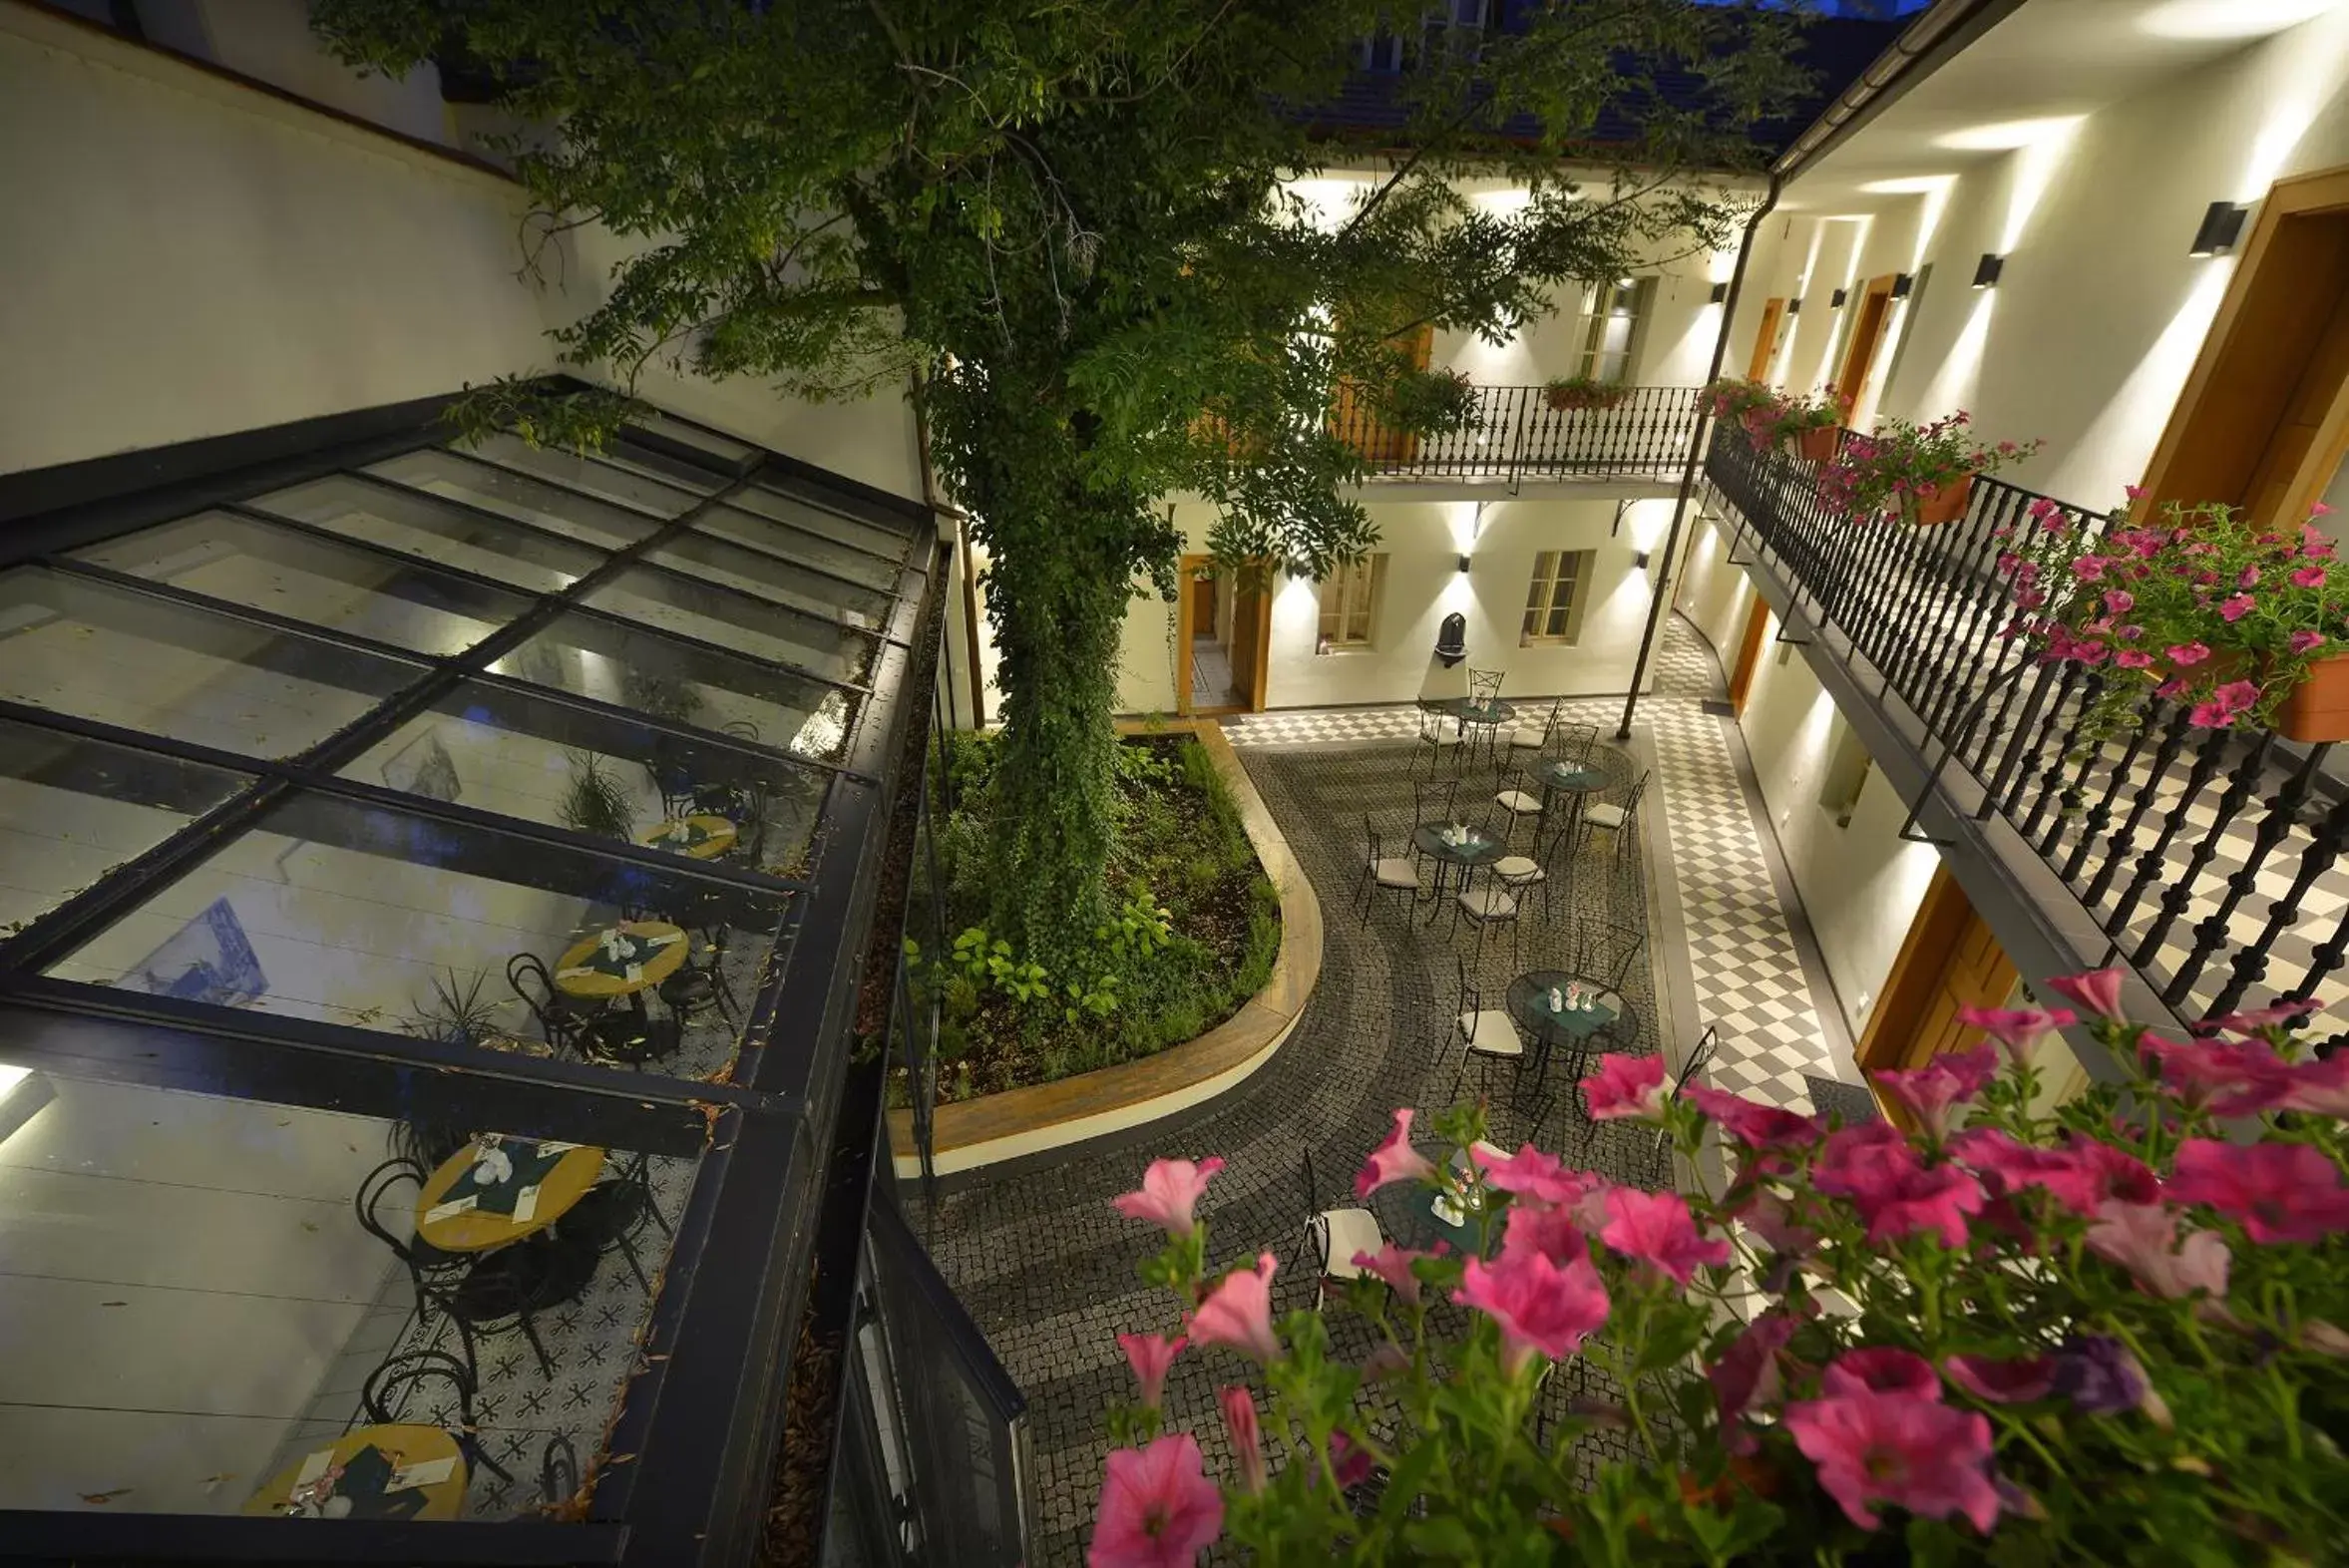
xmin=315 ymin=0 xmax=1807 ymax=958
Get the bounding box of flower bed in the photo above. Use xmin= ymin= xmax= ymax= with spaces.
xmin=1090 ymin=969 xmax=2349 ymax=1563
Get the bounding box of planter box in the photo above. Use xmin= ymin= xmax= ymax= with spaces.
xmin=2280 ymin=651 xmax=2349 ymax=742
xmin=1908 ymin=473 xmax=1973 ymax=527
xmin=1795 ymin=426 xmax=1839 ymax=463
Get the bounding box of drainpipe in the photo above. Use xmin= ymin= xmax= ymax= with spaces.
xmin=1615 ymin=170 xmax=1780 ymax=740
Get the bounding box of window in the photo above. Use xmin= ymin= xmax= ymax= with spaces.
xmin=1575 ymin=277 xmax=1654 ymax=383
xmin=1318 ymin=554 xmax=1387 ymax=648
xmin=1817 ymin=712 xmax=1874 ymax=828
xmin=1521 ymin=550 xmax=1594 ymax=644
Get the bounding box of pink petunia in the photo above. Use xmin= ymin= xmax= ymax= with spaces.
xmin=2085 ymin=1202 xmax=2230 ymax=1301
xmin=1822 ymin=1348 xmax=1941 ymax=1401
xmin=1687 ymin=1083 xmax=1825 ymax=1145
xmin=2290 ymin=628 xmax=2328 ymax=654
xmin=1955 ymin=1004 xmax=2077 ymax=1067
xmin=2069 ymin=556 xmax=2110 ymax=583
xmin=2277 ymin=1053 xmax=2349 ymax=1117
xmin=1812 ymin=1119 xmax=1914 ymax=1195
xmin=1327 ymin=1430 xmax=1374 ymax=1489
xmin=1581 ymin=1052 xmax=1668 ymax=1122
xmin=1499 ymin=1201 xmax=1588 ymax=1266
xmin=1454 ymin=1249 xmax=1611 ymax=1373
xmin=1735 ymin=1187 xmax=1821 ymax=1259
xmin=2238 ymin=566 xmax=2261 ymax=590
xmin=1217 ymin=1386 xmax=1264 ymax=1495
xmin=2293 ymin=566 xmax=2329 ymax=589
xmin=1117 ymin=1332 xmax=1187 ymax=1410
xmin=2140 ymin=1035 xmax=2294 ymax=1117
xmin=1598 ymin=1188 xmax=1732 ymax=1284
xmin=1189 ymin=1253 xmax=1280 ymax=1364
xmin=1943 ymin=1354 xmax=2056 ymax=1404
xmin=2166 ymin=1140 xmax=2349 ymax=1244
xmin=1354 ymin=1108 xmax=1435 ymax=1200
xmin=2102 ymin=588 xmax=2135 ymax=615
xmin=2196 ymin=997 xmax=2318 ymax=1038
xmin=2165 ymin=641 xmax=2211 ymax=667
xmin=1948 ymin=1128 xmax=2156 ymax=1216
xmin=1350 ymin=1242 xmax=1436 ymax=1306
xmin=2117 ymin=649 xmax=2154 ymax=668
xmin=1475 ymin=1143 xmax=1607 ymax=1209
xmin=1712 ymin=1310 xmax=1800 ymax=1443
xmin=1783 ymin=1387 xmax=2002 ymax=1533
xmin=2042 ymin=969 xmax=2126 ymax=1023
xmin=1113 ymin=1156 xmax=1224 ymax=1237
xmin=1089 ymin=1434 xmax=1224 ymax=1568
xmin=1872 ymin=1044 xmax=1999 ymax=1140
xmin=1852 ymin=1159 xmax=1988 ymax=1248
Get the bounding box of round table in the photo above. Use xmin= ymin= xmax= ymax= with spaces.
xmin=1412 ymin=821 xmax=1504 ymax=921
xmin=1439 ymin=696 xmax=1516 ymax=764
xmin=415 ymin=1135 xmax=607 ymax=1253
xmin=1381 ymin=1180 xmax=1504 ymax=1258
xmin=1508 ymin=970 xmax=1637 ymax=1096
xmin=1536 ymin=759 xmax=1610 ymax=844
xmin=554 ymin=920 xmax=689 ymax=999
xmin=243 ymin=1424 xmax=466 ymax=1520
xmin=640 ymin=813 xmax=738 ymax=861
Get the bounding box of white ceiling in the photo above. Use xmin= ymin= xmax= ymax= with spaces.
xmin=1780 ymin=0 xmax=2348 ymax=212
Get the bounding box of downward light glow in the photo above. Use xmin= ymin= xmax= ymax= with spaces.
xmin=2141 ymin=0 xmax=2338 ymax=39
xmin=1859 ymin=175 xmax=1959 ymax=195
xmin=1935 ymin=117 xmax=2085 ymax=152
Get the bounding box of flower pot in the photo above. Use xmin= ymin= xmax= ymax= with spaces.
xmin=2279 ymin=652 xmax=2349 ymax=742
xmin=1795 ymin=426 xmax=1839 ymax=463
xmin=1545 ymin=387 xmax=1578 ymax=412
xmin=1908 ymin=473 xmax=1974 ymax=527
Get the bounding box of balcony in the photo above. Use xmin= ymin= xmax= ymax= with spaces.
xmin=1343 ymin=383 xmax=1700 ymax=484
xmin=1701 ymin=427 xmax=2349 ymax=1057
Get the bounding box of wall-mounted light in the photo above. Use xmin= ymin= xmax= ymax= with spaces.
xmin=1829 ymin=286 xmax=1848 ymax=308
xmin=1786 ymin=297 xmax=1803 ymax=315
xmin=1971 ymin=253 xmax=2005 ymax=289
xmin=1890 ymin=272 xmax=1915 ymax=298
xmin=1457 ymin=554 xmax=1472 ymax=574
xmin=1707 ymin=280 xmax=1728 ymax=304
xmin=1633 ymin=550 xmax=1652 ymax=569
xmin=2188 ymin=199 xmax=2247 ymax=256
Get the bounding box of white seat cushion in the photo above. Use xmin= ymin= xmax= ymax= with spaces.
xmin=1492 ymin=856 xmax=1542 ymax=883
xmin=1456 ymin=885 xmax=1519 ymax=920
xmin=1508 ymin=727 xmax=1547 ymax=748
xmin=1497 ymin=790 xmax=1543 ymax=815
xmin=1370 ymin=856 xmax=1419 ymax=889
xmin=1583 ymin=803 xmax=1628 ymax=830
xmin=1316 ymin=1206 xmax=1385 ymax=1278
xmin=1457 ymin=1008 xmax=1523 ymax=1056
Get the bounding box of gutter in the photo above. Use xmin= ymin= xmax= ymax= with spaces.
xmin=1773 ymin=0 xmax=2031 ymax=182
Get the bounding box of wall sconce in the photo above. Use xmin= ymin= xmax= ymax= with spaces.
xmin=1890 ymin=273 xmax=1915 ymax=298
xmin=1829 ymin=286 xmax=1848 ymax=308
xmin=1633 ymin=550 xmax=1652 ymax=569
xmin=1708 ymin=280 xmax=1728 ymax=303
xmin=2189 ymin=199 xmax=2247 ymax=256
xmin=1457 ymin=554 xmax=1471 ymax=574
xmin=1786 ymin=297 xmax=1802 ymax=315
xmin=1971 ymin=253 xmax=2004 ymax=289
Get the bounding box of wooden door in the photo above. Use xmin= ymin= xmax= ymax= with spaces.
xmin=1229 ymin=573 xmax=1271 ymax=712
xmin=1175 ymin=555 xmax=1208 ymax=716
xmin=1334 ymin=323 xmax=1434 ymax=466
xmin=1728 ymin=590 xmax=1769 ymax=715
xmin=1747 ymin=298 xmax=1787 ymax=382
xmin=1834 ymin=275 xmax=1897 ymax=415
xmin=1857 ymin=867 xmax=2018 ymax=1089
xmin=1191 ymin=573 xmax=1218 ymax=638
xmin=2143 ymin=167 xmax=2349 ymax=526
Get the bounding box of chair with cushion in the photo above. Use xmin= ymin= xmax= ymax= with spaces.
xmin=1509 ymin=698 xmax=1564 ymax=753
xmin=1459 ymin=668 xmax=1509 ymax=766
xmin=1552 ymin=720 xmax=1601 ymax=770
xmin=1413 ymin=701 xmax=1462 ymax=775
xmin=1494 ymin=767 xmax=1547 ymax=845
xmin=1445 ymin=956 xmax=1528 ymax=1104
xmin=1491 ymin=815 xmax=1575 ymax=925
xmin=1578 ymin=769 xmax=1651 ymax=866
xmin=1356 ymin=818 xmax=1421 ymax=925
xmin=361 ymin=1348 xmax=513 ymax=1489
xmin=1448 ymin=861 xmax=1522 ymax=970
xmin=1299 ymin=1148 xmax=1384 ymax=1306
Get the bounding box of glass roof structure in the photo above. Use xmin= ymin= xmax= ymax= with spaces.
xmin=0 ymin=389 xmax=939 ymax=1563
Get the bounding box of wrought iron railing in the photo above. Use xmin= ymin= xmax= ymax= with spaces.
xmin=1342 ymin=383 xmax=1702 ymax=481
xmin=1701 ymin=425 xmax=2349 ymax=1053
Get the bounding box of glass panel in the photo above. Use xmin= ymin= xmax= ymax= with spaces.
xmin=0 ymin=720 xmax=250 ymax=936
xmin=695 ymin=507 xmax=904 ymax=594
xmin=584 ymin=569 xmax=876 ymax=685
xmin=51 ymin=792 xmax=789 ymax=1080
xmin=248 ymin=476 xmax=601 ymax=593
xmin=592 ymin=435 xmax=731 ymax=494
xmin=1546 ymin=605 xmax=1570 ymax=638
xmin=0 ymin=1062 xmax=697 ymax=1520
xmin=76 ymin=513 xmax=528 ymax=659
xmin=365 ymin=449 xmax=660 ymax=551
xmin=729 ymin=486 xmax=915 ymax=567
xmin=464 ymin=434 xmax=703 ymax=517
xmin=341 ymin=682 xmax=826 ymax=877
xmin=626 ymin=411 xmax=757 ymax=464
xmin=0 ymin=568 xmax=423 ymax=756
xmin=489 ymin=610 xmax=859 ymax=764
xmin=645 ymin=531 xmax=894 ymax=631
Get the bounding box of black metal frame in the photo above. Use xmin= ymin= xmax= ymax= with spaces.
xmin=0 ymin=381 xmax=946 ymax=1563
xmin=1345 ymin=384 xmax=1700 ymax=483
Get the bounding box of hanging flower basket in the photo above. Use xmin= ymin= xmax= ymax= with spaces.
xmin=2278 ymin=650 xmax=2349 ymax=742
xmin=1794 ymin=425 xmax=1839 ymax=463
xmin=1544 ymin=376 xmax=1630 ymax=412
xmin=1820 ymin=411 xmax=2041 ymax=526
xmin=1907 ymin=474 xmax=1973 ymax=527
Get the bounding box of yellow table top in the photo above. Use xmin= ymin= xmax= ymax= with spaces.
xmin=242 ymin=1423 xmax=466 ymax=1520
xmin=415 ymin=1136 xmax=606 ymax=1253
xmin=552 ymin=920 xmax=689 ymax=998
xmin=641 ymin=813 xmax=738 ymax=860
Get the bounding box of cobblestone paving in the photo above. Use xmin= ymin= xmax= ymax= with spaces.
xmin=919 ymin=739 xmax=1675 ymax=1565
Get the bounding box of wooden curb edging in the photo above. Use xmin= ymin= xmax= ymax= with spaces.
xmin=887 ymin=719 xmax=1322 ymax=1178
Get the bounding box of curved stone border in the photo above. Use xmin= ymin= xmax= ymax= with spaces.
xmin=887 ymin=719 xmax=1322 ymax=1178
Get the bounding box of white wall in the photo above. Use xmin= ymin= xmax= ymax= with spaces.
xmin=1674 ymin=514 xmax=1754 ymax=661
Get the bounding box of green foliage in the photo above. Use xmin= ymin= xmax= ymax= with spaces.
xmin=311 ymin=0 xmax=1809 ymax=955
xmin=1383 ymin=367 xmax=1482 ymax=436
xmin=1094 ymin=890 xmax=1174 ymax=966
xmin=441 ymin=375 xmax=653 ymax=456
xmin=400 ymin=968 xmax=503 ymax=1048
xmin=557 ymin=750 xmax=635 ymax=841
xmin=1543 ymin=372 xmax=1632 ymax=411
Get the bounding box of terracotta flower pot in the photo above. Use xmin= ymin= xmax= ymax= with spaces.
xmin=1908 ymin=473 xmax=1974 ymax=527
xmin=1545 ymin=386 xmax=1579 ymax=412
xmin=1795 ymin=426 xmax=1839 ymax=463
xmin=2279 ymin=651 xmax=2349 ymax=742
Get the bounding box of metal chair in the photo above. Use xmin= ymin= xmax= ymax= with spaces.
xmin=1578 ymin=769 xmax=1651 ymax=865
xmin=1446 ymin=956 xmax=1528 ymax=1104
xmin=355 ymin=1158 xmax=469 ymax=1304
xmin=505 ymin=954 xmax=594 ymax=1056
xmin=1466 ymin=667 xmax=1505 ymax=708
xmin=1490 ymin=813 xmax=1575 ymax=924
xmin=1299 ymin=1148 xmax=1383 ymax=1304
xmin=1448 ymin=862 xmax=1522 ymax=971
xmin=361 ymin=1348 xmax=514 ymax=1488
xmin=540 ymin=1434 xmax=582 ymax=1510
xmin=1552 ymin=720 xmax=1601 ymax=769
xmin=553 ymin=1150 xmax=672 ymax=1294
xmin=1613 ymin=1025 xmax=1723 ymax=1175
xmin=1493 ymin=767 xmax=1547 ymax=844
xmin=1459 ymin=669 xmax=1508 ymax=767
xmin=1412 ymin=776 xmax=1458 ymax=825
xmin=1357 ymin=818 xmax=1421 ymax=924
xmin=1508 ymin=697 xmax=1564 ymax=753
xmin=1574 ymin=918 xmax=1649 ymax=996
xmin=1413 ymin=701 xmax=1462 ymax=775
